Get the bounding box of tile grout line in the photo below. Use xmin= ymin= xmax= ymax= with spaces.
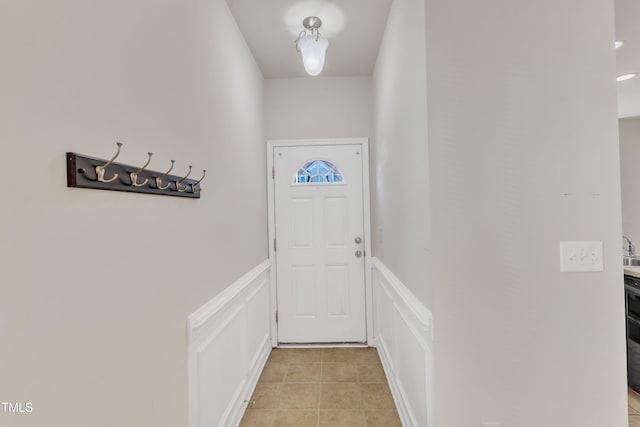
xmin=357 ymin=357 xmax=369 ymax=427
xmin=242 ymin=348 xmax=397 ymax=427
xmin=631 ymin=388 xmax=640 ymax=414
xmin=270 ymin=355 xmax=281 ymax=427
xmin=360 ymin=352 xmax=369 ymax=427
xmin=356 ymin=352 xmax=364 ymax=426
xmin=274 ymin=354 xmax=288 ymax=427
xmin=317 ymin=348 xmax=324 ymax=427
xmin=274 ymin=358 xmax=288 ymax=427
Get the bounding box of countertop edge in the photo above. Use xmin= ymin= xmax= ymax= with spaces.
xmin=625 ymin=267 xmax=640 ymax=279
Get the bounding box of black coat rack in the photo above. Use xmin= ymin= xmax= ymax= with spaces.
xmin=67 ymin=143 xmax=206 ymax=198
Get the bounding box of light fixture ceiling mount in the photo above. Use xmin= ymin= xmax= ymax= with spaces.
xmin=295 ymin=16 xmax=329 ymax=76
xmin=302 ymin=16 xmax=322 ymax=31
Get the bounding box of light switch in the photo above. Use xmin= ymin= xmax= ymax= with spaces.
xmin=560 ymin=241 xmax=604 ymax=272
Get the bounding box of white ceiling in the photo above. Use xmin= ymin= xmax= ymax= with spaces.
xmin=228 ymin=0 xmax=639 ymax=116
xmin=616 ymin=0 xmax=640 ymax=118
xmin=225 ymin=0 xmax=393 ymax=78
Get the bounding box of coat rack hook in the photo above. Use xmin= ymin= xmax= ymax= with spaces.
xmin=130 ymin=152 xmax=153 ymax=187
xmin=176 ymin=165 xmax=192 ymax=193
xmin=155 ymin=160 xmax=175 ymax=190
xmin=191 ymin=169 xmax=207 ymax=193
xmin=96 ymin=142 xmax=123 ymax=183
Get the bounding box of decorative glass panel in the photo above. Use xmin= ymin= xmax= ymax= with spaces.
xmin=295 ymin=160 xmax=344 ymax=184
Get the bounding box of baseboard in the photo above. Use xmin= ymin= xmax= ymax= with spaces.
xmin=372 ymin=257 xmax=435 ymax=427
xmin=187 ymin=260 xmax=271 ymax=427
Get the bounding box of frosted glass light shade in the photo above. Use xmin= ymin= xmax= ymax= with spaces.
xmin=617 ymin=73 xmax=638 ymax=82
xmin=298 ymin=33 xmax=329 ymax=76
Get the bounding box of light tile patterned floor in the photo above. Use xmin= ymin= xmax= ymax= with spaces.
xmin=240 ymin=347 xmax=401 ymax=427
xmin=630 ymin=388 xmax=640 ymax=427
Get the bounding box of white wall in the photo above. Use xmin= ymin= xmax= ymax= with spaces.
xmin=0 ymin=1 xmax=266 ymax=426
xmin=264 ymin=76 xmax=373 ymax=140
xmin=426 ymin=1 xmax=627 ymax=426
xmin=372 ymin=0 xmax=432 ymax=309
xmin=620 ymin=117 xmax=640 ymax=247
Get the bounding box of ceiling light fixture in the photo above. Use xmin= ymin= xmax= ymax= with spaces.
xmin=615 ymin=40 xmax=625 ymax=49
xmin=617 ymin=73 xmax=638 ymax=82
xmin=295 ymin=16 xmax=329 ymax=76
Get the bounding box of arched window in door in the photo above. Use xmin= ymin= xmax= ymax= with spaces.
xmin=294 ymin=160 xmax=344 ymax=184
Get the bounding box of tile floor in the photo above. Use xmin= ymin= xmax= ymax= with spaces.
xmin=240 ymin=347 xmax=401 ymax=427
xmin=631 ymin=388 xmax=640 ymax=427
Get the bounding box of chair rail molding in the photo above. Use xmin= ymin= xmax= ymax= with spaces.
xmin=187 ymin=260 xmax=271 ymax=427
xmin=371 ymin=257 xmax=435 ymax=427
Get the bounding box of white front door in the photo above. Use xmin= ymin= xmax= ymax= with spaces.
xmin=273 ymin=143 xmax=366 ymax=343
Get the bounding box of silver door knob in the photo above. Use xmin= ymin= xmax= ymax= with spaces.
xmin=355 ymin=250 xmax=363 ymax=258
xmin=355 ymin=237 xmax=362 ymax=244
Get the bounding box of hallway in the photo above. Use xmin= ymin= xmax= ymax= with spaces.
xmin=240 ymin=348 xmax=401 ymax=427
xmin=0 ymin=0 xmax=630 ymax=426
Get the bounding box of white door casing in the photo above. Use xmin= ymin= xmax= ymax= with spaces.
xmin=267 ymin=139 xmax=372 ymax=344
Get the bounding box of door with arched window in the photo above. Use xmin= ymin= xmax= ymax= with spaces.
xmin=271 ymin=141 xmax=368 ymax=343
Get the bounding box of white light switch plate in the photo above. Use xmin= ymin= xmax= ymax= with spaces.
xmin=560 ymin=241 xmax=604 ymax=272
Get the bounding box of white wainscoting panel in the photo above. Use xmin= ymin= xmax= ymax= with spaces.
xmin=372 ymin=258 xmax=435 ymax=427
xmin=188 ymin=260 xmax=271 ymax=427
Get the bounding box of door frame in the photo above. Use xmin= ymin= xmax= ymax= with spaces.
xmin=266 ymin=138 xmax=373 ymax=347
